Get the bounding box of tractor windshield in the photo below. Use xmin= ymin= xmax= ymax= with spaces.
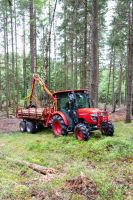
xmin=75 ymin=92 xmax=90 ymax=108
xmin=56 ymin=91 xmax=91 ymax=111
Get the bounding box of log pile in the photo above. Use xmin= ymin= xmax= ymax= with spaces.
xmin=17 ymin=107 xmax=46 ymax=120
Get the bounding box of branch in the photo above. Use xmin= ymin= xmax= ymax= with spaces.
xmin=8 ymin=0 xmax=12 ymax=6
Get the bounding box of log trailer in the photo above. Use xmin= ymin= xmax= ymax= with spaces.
xmin=16 ymin=74 xmax=114 ymax=141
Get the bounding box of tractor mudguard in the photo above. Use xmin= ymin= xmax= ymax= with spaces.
xmin=53 ymin=111 xmax=69 ymax=126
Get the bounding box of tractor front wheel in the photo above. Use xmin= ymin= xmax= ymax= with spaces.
xmin=100 ymin=121 xmax=114 ymax=136
xmin=52 ymin=115 xmax=68 ymax=137
xmin=74 ymin=123 xmax=89 ymax=141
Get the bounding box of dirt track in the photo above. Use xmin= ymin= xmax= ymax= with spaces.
xmin=0 ymin=118 xmax=21 ymax=133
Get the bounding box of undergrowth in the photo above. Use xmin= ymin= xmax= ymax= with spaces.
xmin=0 ymin=122 xmax=132 ymax=200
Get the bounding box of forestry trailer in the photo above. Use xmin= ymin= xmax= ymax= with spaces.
xmin=16 ymin=74 xmax=114 ymax=141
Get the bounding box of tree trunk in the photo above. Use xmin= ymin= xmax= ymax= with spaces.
xmin=71 ymin=39 xmax=74 ymax=89
xmin=82 ymin=0 xmax=88 ymax=89
xmin=43 ymin=28 xmax=48 ymax=83
xmin=29 ymin=0 xmax=35 ymax=75
xmin=14 ymin=0 xmax=19 ymax=105
xmin=22 ymin=13 xmax=27 ymax=98
xmin=53 ymin=18 xmax=57 ymax=91
xmin=126 ymin=1 xmax=133 ymax=123
xmin=117 ymin=63 xmax=123 ymax=107
xmin=112 ymin=49 xmax=116 ymax=113
xmin=91 ymin=0 xmax=99 ymax=106
xmin=10 ymin=3 xmax=15 ymax=113
xmin=87 ymin=26 xmax=92 ymax=91
xmin=4 ymin=6 xmax=9 ymax=117
xmin=48 ymin=0 xmax=51 ymax=88
xmin=34 ymin=9 xmax=37 ymax=74
xmin=74 ymin=35 xmax=78 ymax=89
xmin=64 ymin=1 xmax=67 ymax=89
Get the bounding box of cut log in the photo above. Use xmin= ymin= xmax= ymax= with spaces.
xmin=2 ymin=156 xmax=57 ymax=175
xmin=27 ymin=163 xmax=57 ymax=175
xmin=17 ymin=107 xmax=49 ymax=120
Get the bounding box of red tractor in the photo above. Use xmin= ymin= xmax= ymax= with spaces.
xmin=16 ymin=74 xmax=114 ymax=141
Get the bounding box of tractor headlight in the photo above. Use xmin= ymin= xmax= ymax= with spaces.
xmin=90 ymin=113 xmax=98 ymax=122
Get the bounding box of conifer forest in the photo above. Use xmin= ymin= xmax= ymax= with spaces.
xmin=0 ymin=0 xmax=133 ymax=200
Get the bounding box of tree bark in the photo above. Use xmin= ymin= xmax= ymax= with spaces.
xmin=117 ymin=63 xmax=123 ymax=107
xmin=91 ymin=0 xmax=99 ymax=106
xmin=48 ymin=0 xmax=51 ymax=88
xmin=53 ymin=18 xmax=57 ymax=91
xmin=126 ymin=1 xmax=133 ymax=123
xmin=82 ymin=0 xmax=88 ymax=89
xmin=87 ymin=25 xmax=92 ymax=91
xmin=3 ymin=5 xmax=9 ymax=117
xmin=64 ymin=1 xmax=67 ymax=89
xmin=34 ymin=9 xmax=37 ymax=74
xmin=74 ymin=35 xmax=78 ymax=89
xmin=14 ymin=0 xmax=19 ymax=105
xmin=22 ymin=13 xmax=27 ymax=98
xmin=112 ymin=49 xmax=116 ymax=113
xmin=29 ymin=0 xmax=35 ymax=75
xmin=71 ymin=39 xmax=74 ymax=89
xmin=10 ymin=3 xmax=15 ymax=113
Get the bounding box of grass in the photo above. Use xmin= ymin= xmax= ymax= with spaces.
xmin=0 ymin=122 xmax=133 ymax=200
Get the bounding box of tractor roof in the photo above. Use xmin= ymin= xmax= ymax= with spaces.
xmin=53 ymin=89 xmax=88 ymax=96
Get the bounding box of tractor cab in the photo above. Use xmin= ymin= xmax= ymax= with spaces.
xmin=53 ymin=90 xmax=92 ymax=131
xmin=54 ymin=90 xmax=91 ymax=111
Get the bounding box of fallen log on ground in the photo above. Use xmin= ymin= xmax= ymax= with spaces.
xmin=1 ymin=156 xmax=57 ymax=175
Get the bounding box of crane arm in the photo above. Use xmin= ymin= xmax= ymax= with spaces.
xmin=29 ymin=74 xmax=53 ymax=102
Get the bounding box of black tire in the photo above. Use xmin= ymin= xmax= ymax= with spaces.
xmin=35 ymin=123 xmax=42 ymax=131
xmin=26 ymin=121 xmax=36 ymax=133
xmin=100 ymin=121 xmax=114 ymax=136
xmin=74 ymin=123 xmax=89 ymax=141
xmin=52 ymin=115 xmax=68 ymax=137
xmin=19 ymin=121 xmax=26 ymax=132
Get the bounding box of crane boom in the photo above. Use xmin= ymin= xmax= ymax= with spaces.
xmin=29 ymin=74 xmax=53 ymax=102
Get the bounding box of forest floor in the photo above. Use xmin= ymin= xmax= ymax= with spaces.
xmin=0 ymin=116 xmax=133 ymax=199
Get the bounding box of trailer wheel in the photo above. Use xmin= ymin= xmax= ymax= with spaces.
xmin=100 ymin=121 xmax=114 ymax=136
xmin=19 ymin=121 xmax=26 ymax=132
xmin=26 ymin=121 xmax=36 ymax=133
xmin=52 ymin=115 xmax=68 ymax=136
xmin=74 ymin=123 xmax=89 ymax=141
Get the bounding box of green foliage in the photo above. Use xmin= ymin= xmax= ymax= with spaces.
xmin=99 ymin=68 xmax=125 ymax=104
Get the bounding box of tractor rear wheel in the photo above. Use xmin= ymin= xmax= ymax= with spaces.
xmin=19 ymin=121 xmax=26 ymax=132
xmin=74 ymin=123 xmax=89 ymax=141
xmin=26 ymin=121 xmax=36 ymax=133
xmin=52 ymin=115 xmax=68 ymax=137
xmin=100 ymin=121 xmax=114 ymax=136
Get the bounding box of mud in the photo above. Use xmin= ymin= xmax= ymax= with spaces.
xmin=64 ymin=175 xmax=98 ymax=200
